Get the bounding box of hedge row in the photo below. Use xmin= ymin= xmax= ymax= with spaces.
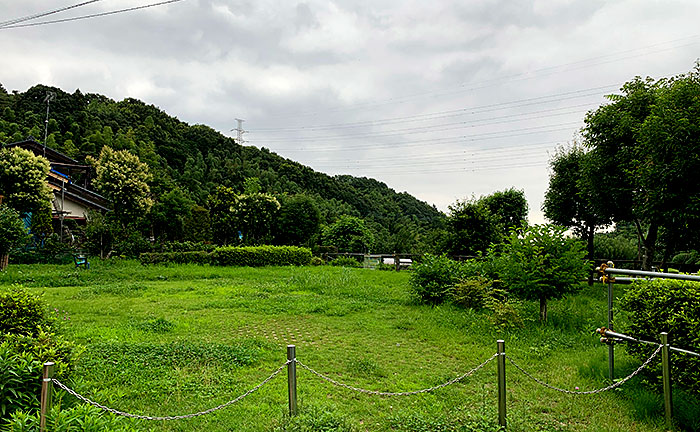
xmin=211 ymin=246 xmax=312 ymax=267
xmin=139 ymin=251 xmax=211 ymax=265
xmin=140 ymin=246 xmax=312 ymax=267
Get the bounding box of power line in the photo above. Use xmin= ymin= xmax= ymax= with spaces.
xmin=0 ymin=0 xmax=104 ymax=28
xmin=259 ymin=124 xmax=578 ymax=153
xmin=265 ymin=37 xmax=699 ymax=120
xmin=253 ymin=84 xmax=617 ymax=132
xmin=0 ymin=0 xmax=185 ymax=29
xmin=249 ymin=120 xmax=581 ymax=147
xmin=330 ymin=161 xmax=550 ymax=176
xmin=250 ymin=105 xmax=592 ymax=143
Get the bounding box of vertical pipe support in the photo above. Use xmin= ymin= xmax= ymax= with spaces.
xmin=497 ymin=340 xmax=506 ymax=429
xmin=40 ymin=362 xmax=55 ymax=432
xmin=661 ymin=333 xmax=673 ymax=428
xmin=287 ymin=345 xmax=298 ymax=417
xmin=607 ymin=279 xmax=614 ymax=381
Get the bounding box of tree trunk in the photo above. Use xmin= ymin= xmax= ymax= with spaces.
xmin=641 ymin=223 xmax=658 ymax=271
xmin=586 ymin=223 xmax=595 ymax=286
xmin=539 ymin=297 xmax=548 ymax=322
xmin=0 ymin=254 xmax=9 ymax=271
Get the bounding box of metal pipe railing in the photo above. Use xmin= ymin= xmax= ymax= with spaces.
xmin=597 ymin=328 xmax=700 ymax=358
xmin=601 ymin=267 xmax=700 ymax=281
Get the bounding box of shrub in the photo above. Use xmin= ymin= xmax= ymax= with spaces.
xmin=499 ymin=224 xmax=589 ymax=321
xmin=408 ymin=254 xmax=464 ymax=304
xmin=449 ymin=276 xmax=491 ymax=309
xmin=620 ymin=279 xmax=700 ymax=395
xmin=10 ymin=234 xmax=74 ymax=265
xmin=6 ymin=404 xmax=140 ymax=431
xmin=0 ymin=287 xmax=50 ymax=336
xmin=310 ymin=256 xmax=324 ymax=266
xmin=155 ymin=241 xmax=216 ymax=253
xmin=670 ymin=250 xmax=700 ymax=266
xmin=0 ymin=342 xmax=42 ymax=419
xmin=139 ymin=251 xmax=211 ymax=265
xmin=1 ymin=286 xmax=83 ymax=378
xmin=329 ymin=256 xmax=361 ymax=268
xmin=593 ymin=233 xmax=638 ymax=261
xmin=211 ymin=245 xmax=312 ymax=267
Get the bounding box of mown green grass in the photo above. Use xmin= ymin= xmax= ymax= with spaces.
xmin=1 ymin=261 xmax=676 ymax=431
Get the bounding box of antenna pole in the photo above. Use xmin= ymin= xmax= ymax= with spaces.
xmin=43 ymin=91 xmax=55 ymax=155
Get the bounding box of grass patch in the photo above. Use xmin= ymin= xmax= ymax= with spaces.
xmin=0 ymin=260 xmax=681 ymax=431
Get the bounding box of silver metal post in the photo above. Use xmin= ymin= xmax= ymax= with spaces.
xmin=287 ymin=345 xmax=297 ymax=417
xmin=661 ymin=333 xmax=673 ymax=428
xmin=497 ymin=340 xmax=506 ymax=428
xmin=608 ymin=279 xmax=614 ymax=381
xmin=40 ymin=362 xmax=55 ymax=432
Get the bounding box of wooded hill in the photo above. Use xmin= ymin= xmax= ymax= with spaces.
xmin=0 ymin=83 xmax=444 ymax=252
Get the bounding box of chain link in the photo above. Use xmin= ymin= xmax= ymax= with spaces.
xmin=295 ymin=354 xmax=497 ymax=396
xmin=51 ymin=360 xmax=291 ymax=420
xmin=506 ymin=344 xmax=662 ymax=395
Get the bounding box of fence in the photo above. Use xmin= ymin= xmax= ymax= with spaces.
xmin=597 ymin=262 xmax=700 ymax=386
xmin=39 ymin=334 xmax=699 ymax=431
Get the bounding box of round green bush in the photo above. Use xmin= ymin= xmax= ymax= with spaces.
xmin=408 ymin=254 xmax=464 ymax=304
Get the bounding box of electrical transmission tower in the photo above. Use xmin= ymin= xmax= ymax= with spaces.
xmin=231 ymin=118 xmax=246 ymax=144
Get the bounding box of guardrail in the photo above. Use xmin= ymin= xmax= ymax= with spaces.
xmin=39 ymin=332 xmax=698 ymax=431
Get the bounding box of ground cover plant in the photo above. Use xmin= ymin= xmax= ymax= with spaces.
xmin=0 ymin=260 xmax=691 ymax=431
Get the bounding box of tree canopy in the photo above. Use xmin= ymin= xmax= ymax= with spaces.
xmin=0 ymin=83 xmax=444 ymax=252
xmin=581 ymin=65 xmax=700 ymax=268
xmin=0 ymin=147 xmax=52 ymax=215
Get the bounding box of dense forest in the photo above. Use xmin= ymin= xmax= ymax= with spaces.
xmin=0 ymin=83 xmax=445 ymax=254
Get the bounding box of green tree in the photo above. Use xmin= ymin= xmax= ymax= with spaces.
xmin=481 ymin=188 xmax=528 ymax=236
xmin=582 ymin=66 xmax=700 ymax=269
xmin=445 ymin=198 xmax=500 ymax=256
xmin=0 ymin=147 xmax=52 ymax=215
xmin=208 ymin=186 xmax=239 ymax=245
xmin=499 ymin=224 xmax=589 ymax=321
xmin=543 ymin=144 xmax=610 ymax=278
xmin=149 ymin=188 xmax=194 ymax=241
xmin=0 ymin=205 xmax=30 ymax=270
xmin=82 ymin=211 xmax=116 ymax=259
xmin=322 ymin=215 xmax=374 ymax=253
xmin=183 ymin=205 xmax=212 ymax=243
xmin=274 ymin=194 xmax=320 ymax=246
xmin=87 ymin=146 xmax=152 ymax=226
xmin=231 ymin=193 xmax=280 ymax=245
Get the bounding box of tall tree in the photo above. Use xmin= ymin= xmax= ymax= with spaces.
xmin=543 ymin=144 xmax=610 ymax=272
xmin=322 ymin=215 xmax=374 ymax=253
xmin=583 ymin=66 xmax=700 ymax=269
xmin=481 ymin=187 xmax=528 ymax=236
xmin=274 ymin=194 xmax=320 ymax=246
xmin=0 ymin=205 xmax=29 ymax=270
xmin=445 ymin=198 xmax=500 ymax=256
xmin=0 ymin=147 xmax=52 ymax=216
xmin=87 ymin=146 xmax=152 ymax=226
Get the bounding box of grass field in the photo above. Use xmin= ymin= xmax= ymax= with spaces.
xmin=0 ymin=261 xmax=679 ymax=431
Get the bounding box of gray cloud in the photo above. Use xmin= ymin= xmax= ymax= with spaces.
xmin=1 ymin=0 xmax=699 ymax=222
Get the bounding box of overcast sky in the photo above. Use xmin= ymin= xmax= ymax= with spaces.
xmin=1 ymin=0 xmax=699 ymax=222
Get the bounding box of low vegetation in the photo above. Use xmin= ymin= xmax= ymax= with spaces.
xmin=2 ymin=260 xmax=696 ymax=431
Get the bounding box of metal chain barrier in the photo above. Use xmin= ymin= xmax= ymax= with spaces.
xmin=295 ymin=353 xmax=497 ymax=396
xmin=506 ymin=343 xmax=663 ymax=395
xmin=51 ymin=360 xmax=291 ymax=421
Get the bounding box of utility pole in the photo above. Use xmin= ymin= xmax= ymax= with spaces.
xmin=43 ymin=91 xmax=56 ymax=155
xmin=231 ymin=118 xmax=246 ymax=144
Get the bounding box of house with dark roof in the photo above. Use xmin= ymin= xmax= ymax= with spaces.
xmin=3 ymin=139 xmax=110 ymax=226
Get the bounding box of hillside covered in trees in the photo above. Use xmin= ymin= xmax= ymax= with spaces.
xmin=0 ymin=83 xmax=445 ymax=254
